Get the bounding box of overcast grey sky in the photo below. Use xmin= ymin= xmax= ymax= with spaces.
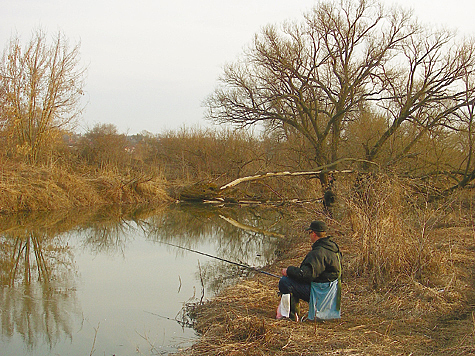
xmin=2 ymin=0 xmax=475 ymax=134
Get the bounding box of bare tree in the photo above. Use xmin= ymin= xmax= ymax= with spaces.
xmin=367 ymin=27 xmax=475 ymax=164
xmin=442 ymin=71 xmax=475 ymax=190
xmin=206 ymin=0 xmax=413 ymax=170
xmin=0 ymin=29 xmax=86 ymax=163
xmin=205 ymin=0 xmax=475 ymax=182
xmin=79 ymin=123 xmax=129 ymax=169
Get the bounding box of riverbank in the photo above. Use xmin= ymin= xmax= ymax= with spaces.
xmin=3 ymin=162 xmax=475 ymax=355
xmin=0 ymin=162 xmax=171 ymax=213
xmin=178 ymin=211 xmax=475 ymax=355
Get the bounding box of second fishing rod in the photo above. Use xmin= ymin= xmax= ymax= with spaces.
xmin=159 ymin=240 xmax=280 ymax=279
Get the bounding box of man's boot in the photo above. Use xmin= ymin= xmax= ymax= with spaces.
xmin=290 ymin=294 xmax=300 ymax=322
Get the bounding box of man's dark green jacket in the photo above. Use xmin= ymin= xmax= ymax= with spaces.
xmin=286 ymin=237 xmax=341 ymax=283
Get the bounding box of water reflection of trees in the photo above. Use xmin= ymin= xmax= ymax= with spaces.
xmin=74 ymin=204 xmax=169 ymax=254
xmin=0 ymin=225 xmax=79 ymax=349
xmin=143 ymin=203 xmax=294 ymax=293
xmin=145 ymin=203 xmax=290 ymax=261
xmin=0 ymin=202 xmax=294 ymax=351
xmin=71 ymin=202 xmax=292 ymax=294
xmin=0 ymin=204 xmax=169 ymax=352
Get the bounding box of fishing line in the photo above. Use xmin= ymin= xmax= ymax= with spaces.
xmin=143 ymin=310 xmax=192 ymax=328
xmin=158 ymin=240 xmax=280 ymax=279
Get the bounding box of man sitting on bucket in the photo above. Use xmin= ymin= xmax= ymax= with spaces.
xmin=277 ymin=220 xmax=342 ymax=322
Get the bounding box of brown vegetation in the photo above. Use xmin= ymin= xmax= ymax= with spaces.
xmin=0 ymin=161 xmax=170 ymax=213
xmin=0 ymin=124 xmax=333 ymax=212
xmin=0 ymin=29 xmax=86 ymax=164
xmin=2 ymin=12 xmax=475 ymax=355
xmin=178 ymin=175 xmax=475 ymax=355
xmin=206 ymin=0 xmax=475 ymax=190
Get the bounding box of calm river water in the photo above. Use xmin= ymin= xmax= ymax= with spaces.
xmin=0 ymin=203 xmax=291 ymax=355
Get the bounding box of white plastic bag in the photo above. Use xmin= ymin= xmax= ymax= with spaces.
xmin=276 ymin=293 xmax=290 ymax=319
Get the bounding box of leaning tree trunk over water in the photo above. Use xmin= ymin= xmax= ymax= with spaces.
xmin=220 ymin=158 xmax=376 ymax=190
xmin=219 ymin=169 xmax=353 ymax=190
xmin=178 ymin=159 xmax=376 ymax=202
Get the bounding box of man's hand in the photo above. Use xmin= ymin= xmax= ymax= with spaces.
xmin=281 ymin=268 xmax=288 ymax=277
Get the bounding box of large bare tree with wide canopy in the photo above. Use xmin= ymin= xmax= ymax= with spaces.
xmin=205 ymin=0 xmax=475 ymax=187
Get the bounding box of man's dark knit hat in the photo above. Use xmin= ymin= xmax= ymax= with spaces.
xmin=306 ymin=220 xmax=327 ymax=232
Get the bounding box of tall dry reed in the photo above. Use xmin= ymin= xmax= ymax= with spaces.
xmin=345 ymin=174 xmax=447 ymax=287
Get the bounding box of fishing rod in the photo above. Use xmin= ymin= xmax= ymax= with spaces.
xmin=158 ymin=240 xmax=280 ymax=279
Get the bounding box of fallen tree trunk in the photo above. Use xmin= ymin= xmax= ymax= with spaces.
xmin=219 ymin=157 xmax=377 ymax=190
xmin=220 ymin=169 xmax=353 ymax=190
xmin=178 ymin=158 xmax=373 ymax=202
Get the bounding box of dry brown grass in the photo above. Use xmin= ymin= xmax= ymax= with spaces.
xmin=344 ymin=174 xmax=455 ymax=287
xmin=177 ymin=175 xmax=475 ymax=356
xmin=0 ymin=162 xmax=171 ymax=213
xmin=179 ymin=226 xmax=475 ymax=355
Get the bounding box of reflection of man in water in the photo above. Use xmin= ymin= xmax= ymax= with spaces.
xmin=277 ymin=220 xmax=341 ymax=321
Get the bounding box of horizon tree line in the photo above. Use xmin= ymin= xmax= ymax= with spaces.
xmin=1 ymin=1 xmax=475 ymax=194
